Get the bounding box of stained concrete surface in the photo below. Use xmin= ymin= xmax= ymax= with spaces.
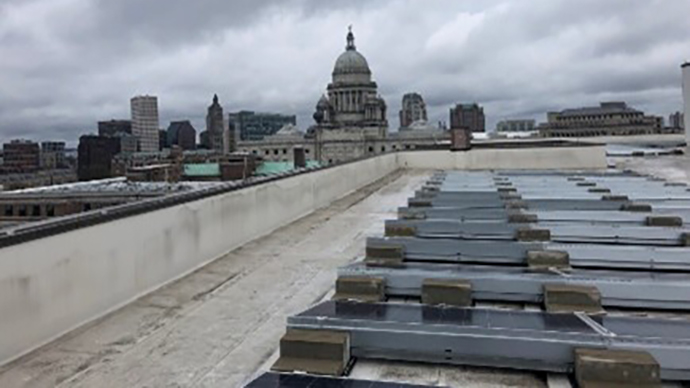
xmin=0 ymin=171 xmax=433 ymax=388
xmin=618 ymin=154 xmax=690 ymax=184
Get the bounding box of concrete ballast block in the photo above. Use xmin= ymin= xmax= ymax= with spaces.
xmin=588 ymin=187 xmax=611 ymax=193
xmin=333 ymin=276 xmax=386 ymax=302
xmin=366 ymin=242 xmax=405 ymax=259
xmin=574 ymin=348 xmax=661 ymax=388
xmin=408 ymin=198 xmax=432 ymax=208
xmin=499 ymin=193 xmax=522 ymax=201
xmin=421 ymin=278 xmax=472 ymax=307
xmin=602 ymin=194 xmax=629 ymax=201
xmin=544 ymin=284 xmax=604 ymax=314
xmin=398 ymin=208 xmax=427 ymax=220
xmin=620 ymin=202 xmax=653 ymax=212
xmin=681 ymin=232 xmax=690 ymax=246
xmin=385 ymin=223 xmax=417 ymax=237
xmin=365 ymin=242 xmax=405 ymax=267
xmin=645 ymin=215 xmax=683 ymax=227
xmin=526 ymin=250 xmax=570 ymax=270
xmin=272 ymin=329 xmax=351 ymax=376
xmin=416 ymin=191 xmax=437 ymax=199
xmin=421 ymin=185 xmax=440 ymax=192
xmin=515 ymin=227 xmax=550 ymax=241
xmin=504 ymin=200 xmax=529 ymax=210
xmin=507 ymin=212 xmax=538 ymax=224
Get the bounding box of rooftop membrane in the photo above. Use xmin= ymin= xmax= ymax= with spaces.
xmin=7 ymin=145 xmax=690 ymax=388
xmin=263 ymin=165 xmax=690 ymax=386
xmin=0 ymin=170 xmax=421 ymax=387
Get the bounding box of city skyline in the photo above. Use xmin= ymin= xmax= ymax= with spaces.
xmin=1 ymin=0 xmax=690 ymax=145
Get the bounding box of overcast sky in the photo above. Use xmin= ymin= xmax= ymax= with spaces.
xmin=1 ymin=0 xmax=689 ymax=146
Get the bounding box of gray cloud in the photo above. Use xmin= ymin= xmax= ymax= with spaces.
xmin=0 ymin=0 xmax=688 ymax=145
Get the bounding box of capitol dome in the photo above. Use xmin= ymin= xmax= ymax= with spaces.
xmin=332 ymin=28 xmax=372 ymax=83
xmin=333 ymin=50 xmax=371 ymax=76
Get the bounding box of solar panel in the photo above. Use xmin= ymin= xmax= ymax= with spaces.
xmin=298 ymin=301 xmax=597 ymax=334
xmin=245 ymin=372 xmax=439 ymax=387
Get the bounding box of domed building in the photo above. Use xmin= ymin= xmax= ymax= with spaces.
xmin=313 ymin=27 xmax=388 ymax=132
xmin=239 ymin=27 xmax=448 ymax=166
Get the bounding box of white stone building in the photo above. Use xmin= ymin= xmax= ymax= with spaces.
xmin=130 ymin=95 xmax=160 ymax=153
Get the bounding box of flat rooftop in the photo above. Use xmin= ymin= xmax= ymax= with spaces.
xmin=2 ymin=149 xmax=689 ymax=387
xmin=0 ymin=171 xmax=426 ymax=387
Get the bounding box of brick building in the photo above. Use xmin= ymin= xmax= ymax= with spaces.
xmin=450 ymin=103 xmax=486 ymax=132
xmin=77 ymin=135 xmax=121 ymax=181
xmin=2 ymin=140 xmax=40 ymax=173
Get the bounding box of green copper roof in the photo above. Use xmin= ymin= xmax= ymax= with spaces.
xmin=183 ymin=163 xmax=220 ymax=177
xmin=255 ymin=161 xmax=321 ymax=176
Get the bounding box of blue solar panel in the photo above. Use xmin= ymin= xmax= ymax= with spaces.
xmin=298 ymin=301 xmax=595 ymax=334
xmin=245 ymin=372 xmax=439 ymax=387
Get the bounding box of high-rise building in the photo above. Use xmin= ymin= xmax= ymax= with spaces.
xmin=399 ymin=93 xmax=428 ymax=129
xmin=40 ymin=141 xmax=66 ymax=169
xmin=167 ymin=121 xmax=197 ymax=150
xmin=114 ymin=132 xmax=138 ymax=154
xmin=98 ymin=120 xmax=132 ymax=137
xmin=130 ymin=95 xmax=159 ymax=153
xmin=2 ymin=140 xmax=40 ymax=173
xmin=669 ymin=112 xmax=685 ymax=129
xmin=202 ymin=95 xmax=228 ymax=153
xmin=682 ymin=62 xmax=690 ymax=145
xmin=450 ymin=103 xmax=486 ymax=132
xmin=77 ymin=135 xmax=121 ymax=181
xmin=230 ymin=111 xmax=297 ymax=141
xmin=158 ymin=130 xmax=168 ymax=151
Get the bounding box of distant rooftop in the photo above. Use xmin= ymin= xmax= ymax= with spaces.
xmin=255 ymin=161 xmax=321 ymax=176
xmin=184 ymin=163 xmax=221 ymax=177
xmin=5 ymin=177 xmax=223 ymax=195
xmin=559 ymin=101 xmax=640 ymax=117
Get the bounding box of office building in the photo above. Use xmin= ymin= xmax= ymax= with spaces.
xmin=539 ymin=102 xmax=663 ymax=137
xmin=202 ymin=94 xmax=228 ymax=153
xmin=40 ymin=141 xmax=66 ymax=170
xmin=229 ymin=110 xmax=297 ymax=141
xmin=130 ymin=95 xmax=160 ymax=153
xmin=158 ymin=130 xmax=168 ymax=151
xmin=399 ymin=93 xmax=428 ymax=129
xmin=167 ymin=121 xmax=197 ymax=151
xmin=681 ymin=62 xmax=690 ymax=147
xmin=77 ymin=135 xmax=121 ymax=181
xmin=450 ymin=103 xmax=486 ymax=132
xmin=98 ymin=120 xmax=132 ymax=137
xmin=2 ymin=140 xmax=40 ymax=173
xmin=669 ymin=112 xmax=684 ymax=129
xmin=114 ymin=132 xmax=138 ymax=154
